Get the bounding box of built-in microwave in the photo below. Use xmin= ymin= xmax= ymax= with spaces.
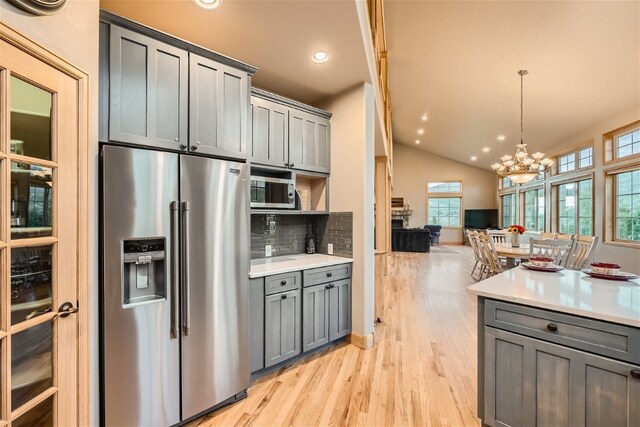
xmin=250 ymin=176 xmax=296 ymax=209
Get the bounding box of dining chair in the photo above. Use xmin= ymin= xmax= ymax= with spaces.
xmin=565 ymin=235 xmax=599 ymax=270
xmin=555 ymin=233 xmax=573 ymax=241
xmin=529 ymin=238 xmax=574 ymax=266
xmin=475 ymin=233 xmax=504 ymax=277
xmin=539 ymin=232 xmax=555 ymax=240
xmin=467 ymin=230 xmax=483 ymax=280
xmin=487 ymin=230 xmax=508 ymax=244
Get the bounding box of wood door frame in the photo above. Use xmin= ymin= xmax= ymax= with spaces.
xmin=0 ymin=23 xmax=89 ymax=426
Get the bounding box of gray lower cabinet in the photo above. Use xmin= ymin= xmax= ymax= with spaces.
xmin=190 ymin=53 xmax=248 ymax=159
xmin=302 ymin=285 xmax=330 ymax=352
xmin=328 ymin=279 xmax=351 ymax=341
xmin=250 ymin=96 xmax=289 ymax=167
xmin=264 ymin=289 xmax=301 ymax=368
xmin=484 ymin=317 xmax=640 ymax=427
xmin=289 ymin=109 xmax=330 ymax=174
xmin=108 ymin=25 xmax=188 ymax=151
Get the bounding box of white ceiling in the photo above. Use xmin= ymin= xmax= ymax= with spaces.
xmin=100 ymin=0 xmax=370 ymax=105
xmin=385 ymin=0 xmax=640 ymax=169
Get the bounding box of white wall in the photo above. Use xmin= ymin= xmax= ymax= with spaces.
xmin=319 ymin=83 xmax=376 ymax=339
xmin=392 ymin=144 xmax=499 ymax=243
xmin=0 ymin=1 xmax=100 ymax=424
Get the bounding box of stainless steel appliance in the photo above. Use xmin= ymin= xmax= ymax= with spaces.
xmin=250 ymin=175 xmax=295 ymax=209
xmin=101 ymin=145 xmax=249 ymax=426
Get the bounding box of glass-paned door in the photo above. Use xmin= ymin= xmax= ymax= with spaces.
xmin=0 ymin=38 xmax=79 ymax=426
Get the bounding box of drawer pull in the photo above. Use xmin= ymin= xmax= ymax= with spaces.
xmin=281 ymin=294 xmax=287 ymax=300
xmin=327 ymin=272 xmax=333 ymax=277
xmin=325 ymin=284 xmax=331 ymax=289
xmin=631 ymin=369 xmax=640 ymax=380
xmin=281 ymin=280 xmax=287 ymax=285
xmin=546 ymin=323 xmax=558 ymax=332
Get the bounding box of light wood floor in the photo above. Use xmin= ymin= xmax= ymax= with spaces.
xmin=190 ymin=247 xmax=480 ymax=426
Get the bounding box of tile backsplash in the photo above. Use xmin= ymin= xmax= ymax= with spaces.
xmin=251 ymin=212 xmax=353 ymax=259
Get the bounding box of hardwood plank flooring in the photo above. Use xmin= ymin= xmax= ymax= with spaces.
xmin=190 ymin=247 xmax=480 ymax=426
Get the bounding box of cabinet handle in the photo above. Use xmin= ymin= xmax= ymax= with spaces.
xmin=327 ymin=272 xmax=333 ymax=277
xmin=191 ymin=141 xmax=200 ymax=151
xmin=175 ymin=137 xmax=180 ymax=142
xmin=631 ymin=369 xmax=640 ymax=380
xmin=325 ymin=284 xmax=331 ymax=289
xmin=290 ymin=163 xmax=295 ymax=168
xmin=281 ymin=280 xmax=287 ymax=285
xmin=281 ymin=294 xmax=288 ymax=300
xmin=546 ymin=323 xmax=558 ymax=332
xmin=179 ymin=143 xmax=188 ymax=150
xmin=285 ymin=162 xmax=290 ymax=167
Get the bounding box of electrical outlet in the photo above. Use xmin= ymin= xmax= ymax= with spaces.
xmin=327 ymin=243 xmax=334 ymax=255
xmin=265 ymin=245 xmax=272 ymax=257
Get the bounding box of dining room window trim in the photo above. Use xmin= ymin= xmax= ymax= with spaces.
xmin=603 ymin=164 xmax=640 ymax=248
xmin=603 ymin=120 xmax=640 ymax=166
xmin=553 ymin=175 xmax=594 ymax=236
xmin=520 ymin=185 xmax=545 ymax=232
xmin=553 ymin=140 xmax=594 ymax=176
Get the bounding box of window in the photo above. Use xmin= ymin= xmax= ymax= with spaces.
xmin=614 ymin=169 xmax=640 ymax=242
xmin=501 ymin=194 xmax=515 ymax=227
xmin=427 ymin=181 xmax=462 ymax=193
xmin=557 ymin=178 xmax=592 ymax=235
xmin=616 ymin=129 xmax=640 ymax=159
xmin=523 ymin=188 xmax=545 ymax=231
xmin=557 ymin=145 xmax=594 ymax=174
xmin=499 ymin=177 xmax=514 ymax=189
xmin=427 ymin=197 xmax=461 ymax=227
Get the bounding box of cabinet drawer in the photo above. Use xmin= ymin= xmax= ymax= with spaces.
xmin=485 ymin=299 xmax=640 ymax=364
xmin=303 ymin=263 xmax=352 ymax=287
xmin=264 ymin=271 xmax=301 ymax=295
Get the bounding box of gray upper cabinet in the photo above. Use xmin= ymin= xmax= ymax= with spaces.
xmin=190 ymin=54 xmax=248 ymax=159
xmin=288 ymin=110 xmax=330 ymax=174
xmin=250 ymin=96 xmax=289 ymax=167
xmin=109 ymin=25 xmax=188 ymax=151
xmin=264 ymin=289 xmax=301 ymax=368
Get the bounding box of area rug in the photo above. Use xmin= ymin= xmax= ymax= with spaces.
xmin=430 ymin=245 xmax=461 ymax=254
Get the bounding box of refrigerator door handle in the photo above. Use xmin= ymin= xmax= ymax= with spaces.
xmin=182 ymin=201 xmax=191 ymax=336
xmin=170 ymin=201 xmax=180 ymax=339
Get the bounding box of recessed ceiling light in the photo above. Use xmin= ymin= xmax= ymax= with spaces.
xmin=482 ymin=147 xmax=491 ymax=153
xmin=421 ymin=114 xmax=428 ymax=122
xmin=497 ymin=135 xmax=506 ymax=141
xmin=195 ymin=0 xmax=221 ymax=9
xmin=417 ymin=128 xmax=425 ymax=135
xmin=312 ymin=51 xmax=330 ymax=63
xmin=415 ymin=140 xmax=420 ymax=145
xmin=470 ymin=156 xmax=478 ymax=161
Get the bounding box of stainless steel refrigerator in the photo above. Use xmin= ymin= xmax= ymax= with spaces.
xmin=101 ymin=144 xmax=249 ymax=426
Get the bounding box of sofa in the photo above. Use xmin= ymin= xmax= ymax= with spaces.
xmin=424 ymin=225 xmax=442 ymax=245
xmin=391 ymin=227 xmax=431 ymax=253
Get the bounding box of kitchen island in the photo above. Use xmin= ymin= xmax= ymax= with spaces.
xmin=467 ymin=267 xmax=640 ymax=427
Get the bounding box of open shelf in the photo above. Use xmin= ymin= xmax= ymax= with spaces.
xmin=295 ymin=173 xmax=328 ymax=212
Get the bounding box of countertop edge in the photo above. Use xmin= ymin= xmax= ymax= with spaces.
xmin=468 ymin=288 xmax=640 ymax=328
xmin=249 ymin=257 xmax=353 ymax=279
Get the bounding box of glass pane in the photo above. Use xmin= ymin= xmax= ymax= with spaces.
xmin=11 ymin=321 xmax=53 ymax=410
xmin=11 ymin=246 xmax=53 ymax=325
xmin=579 ymin=218 xmax=593 ymax=236
xmin=11 ymin=162 xmax=53 ymax=239
xmin=13 ymin=395 xmax=53 ymax=427
xmin=10 ymin=76 xmax=52 ymax=161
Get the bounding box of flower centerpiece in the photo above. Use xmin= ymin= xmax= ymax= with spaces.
xmin=506 ymin=224 xmax=525 ymax=248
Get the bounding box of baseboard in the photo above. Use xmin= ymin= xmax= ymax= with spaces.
xmin=347 ymin=331 xmax=374 ymax=349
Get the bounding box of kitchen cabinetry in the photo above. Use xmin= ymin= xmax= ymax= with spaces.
xmin=480 ymin=299 xmax=640 ymax=427
xmin=250 ymin=88 xmax=331 ymax=173
xmin=100 ymin=12 xmax=256 ymax=157
xmin=250 ymin=262 xmax=352 ymax=373
xmin=189 ymin=53 xmax=248 ymax=159
xmin=108 ymin=25 xmax=188 ymax=151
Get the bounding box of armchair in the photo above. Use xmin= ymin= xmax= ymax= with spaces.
xmin=424 ymin=225 xmax=442 ymax=245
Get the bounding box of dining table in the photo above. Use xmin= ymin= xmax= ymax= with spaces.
xmin=494 ymin=242 xmax=531 ymax=268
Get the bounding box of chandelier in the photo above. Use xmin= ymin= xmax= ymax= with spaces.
xmin=491 ymin=70 xmax=554 ymax=184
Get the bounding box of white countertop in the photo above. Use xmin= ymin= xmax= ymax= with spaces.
xmin=250 ymin=253 xmax=353 ymax=278
xmin=467 ymin=267 xmax=640 ymax=328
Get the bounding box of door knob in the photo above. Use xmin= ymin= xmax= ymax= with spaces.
xmin=55 ymin=302 xmax=78 ymax=319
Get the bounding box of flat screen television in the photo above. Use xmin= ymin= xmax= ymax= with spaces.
xmin=464 ymin=209 xmax=499 ymax=229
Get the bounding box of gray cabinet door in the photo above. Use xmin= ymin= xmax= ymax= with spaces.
xmin=328 ymin=279 xmax=351 ymax=342
xmin=249 ymin=278 xmax=265 ymax=373
xmin=485 ymin=327 xmax=640 ymax=427
xmin=302 ymin=284 xmax=330 ymax=352
xmin=264 ymin=289 xmax=301 ymax=368
xmin=189 ymin=54 xmax=248 ymax=159
xmin=250 ymin=97 xmax=289 ymax=168
xmin=109 ymin=25 xmax=188 ymax=151
xmin=288 ymin=109 xmax=330 ymax=173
